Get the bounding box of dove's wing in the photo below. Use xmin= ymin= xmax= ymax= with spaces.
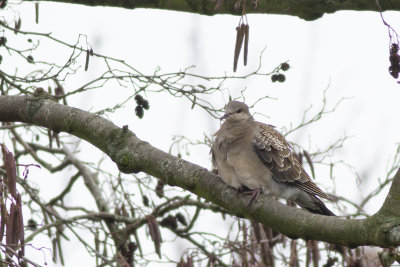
xmin=252 ymin=122 xmax=330 ymax=199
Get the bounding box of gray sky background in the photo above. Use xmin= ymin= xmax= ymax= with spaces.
xmin=7 ymin=2 xmax=400 ymax=266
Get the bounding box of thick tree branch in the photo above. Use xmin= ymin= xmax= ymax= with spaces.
xmin=1 ymin=93 xmax=400 ymax=248
xmin=379 ymin=167 xmax=400 ymax=218
xmin=26 ymin=0 xmax=400 ymax=21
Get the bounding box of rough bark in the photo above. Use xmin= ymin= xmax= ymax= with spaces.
xmin=24 ymin=0 xmax=400 ymax=21
xmin=1 ymin=92 xmax=400 ymax=248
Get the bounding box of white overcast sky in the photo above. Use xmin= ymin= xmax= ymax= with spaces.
xmin=6 ymin=1 xmax=400 ymax=266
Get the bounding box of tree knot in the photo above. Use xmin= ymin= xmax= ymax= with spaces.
xmin=116 ymin=151 xmax=142 ymax=174
xmin=380 ymin=217 xmax=400 ymax=246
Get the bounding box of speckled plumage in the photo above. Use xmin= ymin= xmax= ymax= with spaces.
xmin=211 ymin=101 xmax=334 ymax=216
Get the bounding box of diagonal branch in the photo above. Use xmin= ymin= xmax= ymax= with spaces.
xmin=1 ymin=93 xmax=400 ymax=248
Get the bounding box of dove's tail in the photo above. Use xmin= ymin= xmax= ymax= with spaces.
xmin=295 ymin=194 xmax=336 ymax=216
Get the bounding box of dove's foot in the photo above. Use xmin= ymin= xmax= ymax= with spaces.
xmin=240 ymin=187 xmax=262 ymax=206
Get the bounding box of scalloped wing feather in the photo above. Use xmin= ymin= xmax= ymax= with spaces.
xmin=253 ymin=122 xmax=329 ymax=199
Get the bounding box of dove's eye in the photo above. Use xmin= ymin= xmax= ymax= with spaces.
xmin=236 ymin=109 xmax=242 ymax=113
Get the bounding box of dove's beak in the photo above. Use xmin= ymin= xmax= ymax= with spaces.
xmin=220 ymin=113 xmax=229 ymax=121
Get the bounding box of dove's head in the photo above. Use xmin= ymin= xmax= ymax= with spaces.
xmin=220 ymin=101 xmax=253 ymax=122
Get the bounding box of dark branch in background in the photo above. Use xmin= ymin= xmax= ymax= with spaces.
xmin=24 ymin=0 xmax=400 ymax=21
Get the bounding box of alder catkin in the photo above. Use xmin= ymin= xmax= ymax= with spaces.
xmin=233 ymin=24 xmax=245 ymax=72
xmin=35 ymin=2 xmax=39 ymax=24
xmin=243 ymin=24 xmax=249 ymax=66
xmin=85 ymin=49 xmax=90 ymax=71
